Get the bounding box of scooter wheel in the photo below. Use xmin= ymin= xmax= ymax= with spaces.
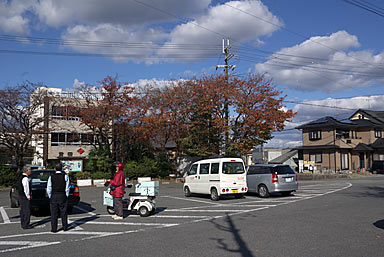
xmin=138 ymin=206 xmax=150 ymax=217
xmin=107 ymin=206 xmax=115 ymax=215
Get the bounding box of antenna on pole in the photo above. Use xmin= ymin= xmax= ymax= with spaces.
xmin=216 ymin=38 xmax=236 ymax=154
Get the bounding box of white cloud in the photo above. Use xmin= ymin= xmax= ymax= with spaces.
xmin=157 ymin=0 xmax=282 ymax=61
xmin=0 ymin=1 xmax=283 ymax=63
xmin=255 ymin=31 xmax=384 ymax=93
xmin=266 ymin=95 xmax=384 ymax=148
xmin=61 ymin=23 xmax=168 ymax=62
xmin=55 ymin=1 xmax=283 ymax=63
xmin=0 ymin=0 xmax=32 ymax=33
xmin=33 ymin=0 xmax=211 ymax=27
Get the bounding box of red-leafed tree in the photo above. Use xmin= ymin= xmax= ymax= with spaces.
xmin=70 ymin=76 xmax=136 ymax=157
xmin=136 ymin=74 xmax=295 ymax=157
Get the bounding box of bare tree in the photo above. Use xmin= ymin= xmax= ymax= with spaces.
xmin=0 ymin=82 xmax=50 ymax=170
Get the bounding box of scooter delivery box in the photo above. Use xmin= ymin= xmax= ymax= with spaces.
xmin=135 ymin=181 xmax=159 ymax=196
xmin=103 ymin=190 xmax=114 ymax=207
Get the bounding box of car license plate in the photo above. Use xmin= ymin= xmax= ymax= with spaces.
xmin=232 ymin=189 xmax=238 ymax=193
xmin=285 ymin=177 xmax=293 ymax=182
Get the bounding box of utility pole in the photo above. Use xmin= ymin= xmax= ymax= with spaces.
xmin=216 ymin=39 xmax=236 ymax=155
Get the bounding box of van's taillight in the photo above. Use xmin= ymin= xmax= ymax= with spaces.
xmin=222 ymin=189 xmax=225 ymax=193
xmin=272 ymin=173 xmax=278 ymax=183
xmin=74 ymin=186 xmax=79 ymax=197
xmin=296 ymin=174 xmax=298 ymax=182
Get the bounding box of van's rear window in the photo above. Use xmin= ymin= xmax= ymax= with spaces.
xmin=222 ymin=162 xmax=245 ymax=174
xmin=270 ymin=166 xmax=295 ymax=175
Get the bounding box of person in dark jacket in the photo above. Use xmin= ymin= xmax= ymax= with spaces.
xmin=46 ymin=163 xmax=70 ymax=232
xmin=17 ymin=167 xmax=32 ymax=229
xmin=110 ymin=162 xmax=125 ymax=220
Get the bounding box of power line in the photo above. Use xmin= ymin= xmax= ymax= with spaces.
xmin=0 ymin=49 xmax=221 ymax=59
xmin=342 ymin=0 xmax=384 ymax=18
xmin=223 ymin=2 xmax=384 ymax=71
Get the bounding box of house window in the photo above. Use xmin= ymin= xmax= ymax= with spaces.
xmin=67 ymin=152 xmax=73 ymax=157
xmin=375 ymin=129 xmax=382 ymax=138
xmin=309 ymin=130 xmax=322 ymax=140
xmin=373 ymin=153 xmax=384 ymax=161
xmin=51 ymin=132 xmax=94 ymax=146
xmin=51 ymin=133 xmax=66 ymax=146
xmin=341 ymin=153 xmax=349 ymax=170
xmin=310 ymin=153 xmax=322 ymax=163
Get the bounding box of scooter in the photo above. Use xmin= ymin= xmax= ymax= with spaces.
xmin=103 ymin=182 xmax=156 ymax=217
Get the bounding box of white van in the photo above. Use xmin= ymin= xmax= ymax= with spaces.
xmin=183 ymin=158 xmax=248 ymax=201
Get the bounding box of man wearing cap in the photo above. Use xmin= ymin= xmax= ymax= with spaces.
xmin=16 ymin=167 xmax=32 ymax=229
xmin=46 ymin=163 xmax=70 ymax=232
xmin=110 ymin=162 xmax=125 ymax=220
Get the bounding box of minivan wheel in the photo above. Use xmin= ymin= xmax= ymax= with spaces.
xmin=184 ymin=186 xmax=191 ymax=197
xmin=258 ymin=185 xmax=269 ymax=198
xmin=211 ymin=188 xmax=219 ymax=201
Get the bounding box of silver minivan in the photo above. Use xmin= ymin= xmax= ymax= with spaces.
xmin=246 ymin=164 xmax=298 ymax=198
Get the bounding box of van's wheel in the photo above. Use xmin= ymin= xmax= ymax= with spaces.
xmin=184 ymin=186 xmax=191 ymax=197
xmin=107 ymin=206 xmax=115 ymax=215
xmin=258 ymin=185 xmax=269 ymax=198
xmin=139 ymin=206 xmax=150 ymax=217
xmin=210 ymin=188 xmax=219 ymax=201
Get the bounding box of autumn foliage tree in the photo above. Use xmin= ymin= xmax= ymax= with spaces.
xmin=137 ymin=74 xmax=295 ymax=157
xmin=70 ymin=76 xmax=136 ymax=159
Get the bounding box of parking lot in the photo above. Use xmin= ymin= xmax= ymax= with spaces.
xmin=0 ymin=180 xmax=355 ymax=254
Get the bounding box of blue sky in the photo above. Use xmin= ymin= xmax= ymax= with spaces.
xmin=1 ymin=0 xmax=384 ymax=147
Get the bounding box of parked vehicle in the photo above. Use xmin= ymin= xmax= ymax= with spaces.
xmin=246 ymin=164 xmax=298 ymax=198
xmin=370 ymin=160 xmax=384 ymax=174
xmin=103 ymin=181 xmax=157 ymax=217
xmin=10 ymin=169 xmax=80 ymax=214
xmin=183 ymin=158 xmax=248 ymax=201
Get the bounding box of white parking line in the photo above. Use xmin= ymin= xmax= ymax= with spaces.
xmin=70 ymin=220 xmax=179 ymax=227
xmin=162 ymin=195 xmax=221 ymax=205
xmin=68 ymin=218 xmax=84 ymax=230
xmin=0 ymin=182 xmax=353 ymax=254
xmin=0 ymin=241 xmax=61 ymax=253
xmin=0 ymin=207 xmax=10 ymax=223
xmin=164 ymin=209 xmax=244 ymax=212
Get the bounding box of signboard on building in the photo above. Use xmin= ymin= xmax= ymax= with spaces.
xmin=61 ymin=160 xmax=82 ymax=172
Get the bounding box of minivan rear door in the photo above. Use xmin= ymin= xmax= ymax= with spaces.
xmin=271 ymin=166 xmax=296 ymax=184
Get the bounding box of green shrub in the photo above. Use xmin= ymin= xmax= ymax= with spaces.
xmin=74 ymin=171 xmax=91 ymax=180
xmin=124 ymin=155 xmax=175 ymax=180
xmin=91 ymin=171 xmax=111 ymax=180
xmin=0 ymin=165 xmax=17 ymax=186
xmin=86 ymin=148 xmax=114 ymax=172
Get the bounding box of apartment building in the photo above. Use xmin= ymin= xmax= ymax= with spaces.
xmin=32 ymin=87 xmax=96 ymax=171
xmin=296 ymin=109 xmax=384 ymax=172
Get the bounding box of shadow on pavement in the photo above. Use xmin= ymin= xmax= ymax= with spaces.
xmin=352 ymin=186 xmax=384 ymax=198
xmin=71 ymin=201 xmax=96 ymax=214
xmin=30 ymin=217 xmax=51 ymax=227
xmin=209 ymin=213 xmax=254 ymax=257
xmin=68 ymin=214 xmax=100 ymax=230
xmin=374 ymin=219 xmax=384 ymax=229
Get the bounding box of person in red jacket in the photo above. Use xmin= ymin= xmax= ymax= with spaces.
xmin=110 ymin=162 xmax=125 ymax=220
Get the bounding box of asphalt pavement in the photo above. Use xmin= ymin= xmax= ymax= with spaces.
xmin=0 ymin=177 xmax=383 ymax=257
